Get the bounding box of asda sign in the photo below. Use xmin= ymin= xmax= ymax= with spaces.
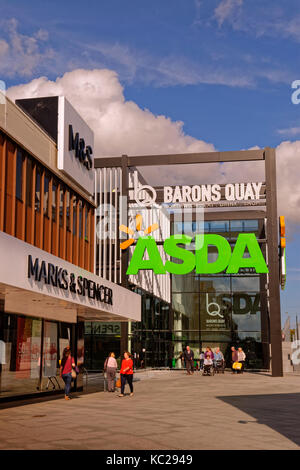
xmin=126 ymin=233 xmax=268 ymax=275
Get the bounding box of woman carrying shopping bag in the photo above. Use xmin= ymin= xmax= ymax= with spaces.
xmin=60 ymin=346 xmax=76 ymax=400
xmin=118 ymin=351 xmax=134 ymax=397
xmin=104 ymin=352 xmax=118 ymax=392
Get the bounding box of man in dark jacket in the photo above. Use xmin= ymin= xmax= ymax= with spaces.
xmin=184 ymin=346 xmax=194 ymax=375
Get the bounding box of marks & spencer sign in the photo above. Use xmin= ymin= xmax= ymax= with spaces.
xmin=28 ymin=255 xmax=113 ymax=305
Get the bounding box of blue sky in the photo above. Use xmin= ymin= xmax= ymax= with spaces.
xmin=1 ymin=0 xmax=300 ymax=325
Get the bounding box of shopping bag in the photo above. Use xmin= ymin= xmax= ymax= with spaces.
xmin=233 ymin=361 xmax=242 ymax=370
xmin=116 ymin=377 xmax=121 ymax=388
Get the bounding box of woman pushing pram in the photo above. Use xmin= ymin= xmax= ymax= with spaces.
xmin=202 ymin=347 xmax=214 ymax=376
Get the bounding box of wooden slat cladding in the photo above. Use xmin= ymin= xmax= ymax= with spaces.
xmin=4 ymin=141 xmax=17 ymax=235
xmin=0 ymin=134 xmax=6 ymax=230
xmin=0 ymin=130 xmax=95 ymax=272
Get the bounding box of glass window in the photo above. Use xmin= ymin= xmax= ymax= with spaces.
xmin=230 ymin=219 xmax=259 ymax=234
xmin=204 ymin=220 xmax=229 ymax=233
xmin=200 ymin=292 xmax=232 ymax=332
xmin=160 ymin=303 xmax=170 ymax=330
xmin=231 ymin=276 xmax=260 ymax=292
xmin=199 ymin=276 xmax=231 ymax=292
xmin=143 ymin=295 xmax=153 ymax=330
xmin=0 ymin=314 xmax=42 ymax=398
xmin=44 ymin=174 xmax=49 ymax=216
xmin=231 ymin=292 xmax=261 ymax=332
xmin=42 ymin=321 xmax=58 ymax=379
xmin=16 ymin=149 xmax=23 ymax=200
xmin=172 ymin=273 xmax=199 ymax=293
xmin=26 ymin=158 xmax=33 ymax=207
xmin=172 ymin=293 xmax=199 ymax=330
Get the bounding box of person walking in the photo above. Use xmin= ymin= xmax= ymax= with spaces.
xmin=104 ymin=352 xmax=118 ymax=392
xmin=60 ymin=346 xmax=75 ymax=400
xmin=237 ymin=347 xmax=246 ymax=373
xmin=231 ymin=346 xmax=238 ymax=374
xmin=119 ymin=351 xmax=134 ymax=397
xmin=214 ymin=347 xmax=224 ymax=366
xmin=184 ymin=346 xmax=194 ymax=375
xmin=205 ymin=347 xmax=214 ymax=361
xmin=179 ymin=351 xmax=185 ymax=369
xmin=214 ymin=347 xmax=225 ymax=372
xmin=199 ymin=351 xmax=205 ymax=370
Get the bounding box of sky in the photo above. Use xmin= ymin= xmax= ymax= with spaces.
xmin=1 ymin=0 xmax=300 ymax=325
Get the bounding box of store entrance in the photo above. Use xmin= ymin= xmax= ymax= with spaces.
xmin=84 ymin=335 xmax=121 ymax=370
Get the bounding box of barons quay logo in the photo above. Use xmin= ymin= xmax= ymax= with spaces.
xmin=126 ymin=233 xmax=268 ymax=275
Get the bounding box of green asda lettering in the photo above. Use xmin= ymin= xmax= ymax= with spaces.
xmin=126 ymin=233 xmax=268 ymax=275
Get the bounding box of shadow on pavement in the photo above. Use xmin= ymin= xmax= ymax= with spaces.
xmin=217 ymin=393 xmax=300 ymax=446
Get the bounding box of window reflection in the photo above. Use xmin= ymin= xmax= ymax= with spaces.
xmin=172 ymin=293 xmax=199 ymax=330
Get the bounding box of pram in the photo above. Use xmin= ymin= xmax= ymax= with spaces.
xmin=202 ymin=359 xmax=214 ymax=376
xmin=214 ymin=359 xmax=225 ymax=374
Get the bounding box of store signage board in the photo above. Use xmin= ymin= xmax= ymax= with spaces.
xmin=126 ymin=233 xmax=268 ymax=275
xmin=132 ymin=171 xmax=265 ymax=207
xmin=57 ymin=96 xmax=94 ymax=195
xmin=0 ymin=231 xmax=141 ymax=322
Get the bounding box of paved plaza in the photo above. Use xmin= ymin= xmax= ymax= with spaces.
xmin=0 ymin=371 xmax=300 ymax=450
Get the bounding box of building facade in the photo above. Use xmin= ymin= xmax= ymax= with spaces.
xmin=94 ymin=150 xmax=283 ymax=376
xmin=0 ymin=95 xmax=140 ymax=400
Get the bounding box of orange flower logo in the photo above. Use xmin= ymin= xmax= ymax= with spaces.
xmin=119 ymin=214 xmax=159 ymax=250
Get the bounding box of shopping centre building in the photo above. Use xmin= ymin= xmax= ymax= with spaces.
xmin=0 ymin=91 xmax=284 ymax=400
xmin=0 ymin=94 xmax=140 ymax=400
xmin=93 ymin=150 xmax=284 ymax=377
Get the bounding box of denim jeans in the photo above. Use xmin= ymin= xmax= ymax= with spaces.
xmin=62 ymin=372 xmax=72 ymax=396
xmin=121 ymin=374 xmax=133 ymax=394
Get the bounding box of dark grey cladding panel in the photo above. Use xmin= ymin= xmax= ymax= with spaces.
xmin=16 ymin=96 xmax=59 ymax=143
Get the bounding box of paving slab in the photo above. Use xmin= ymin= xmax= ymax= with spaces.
xmin=0 ymin=371 xmax=300 ymax=449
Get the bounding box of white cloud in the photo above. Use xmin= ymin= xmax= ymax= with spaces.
xmin=0 ymin=18 xmax=54 ymax=77
xmin=6 ymin=69 xmax=300 ymax=228
xmin=214 ymin=0 xmax=243 ymax=27
xmin=83 ymin=41 xmax=254 ymax=88
xmin=7 ymin=68 xmax=215 ymax=158
xmin=277 ymin=127 xmax=300 ymax=137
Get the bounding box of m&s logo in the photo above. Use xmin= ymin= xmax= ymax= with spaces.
xmin=69 ymin=124 xmax=93 ymax=170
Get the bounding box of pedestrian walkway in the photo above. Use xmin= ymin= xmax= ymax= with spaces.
xmin=0 ymin=371 xmax=300 ymax=450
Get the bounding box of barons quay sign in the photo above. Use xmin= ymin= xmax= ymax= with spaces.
xmin=126 ymin=233 xmax=268 ymax=275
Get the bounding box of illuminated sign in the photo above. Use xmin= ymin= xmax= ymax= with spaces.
xmin=126 ymin=233 xmax=268 ymax=275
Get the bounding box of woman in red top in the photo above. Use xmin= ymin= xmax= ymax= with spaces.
xmin=119 ymin=351 xmax=134 ymax=397
xmin=60 ymin=346 xmax=75 ymax=400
